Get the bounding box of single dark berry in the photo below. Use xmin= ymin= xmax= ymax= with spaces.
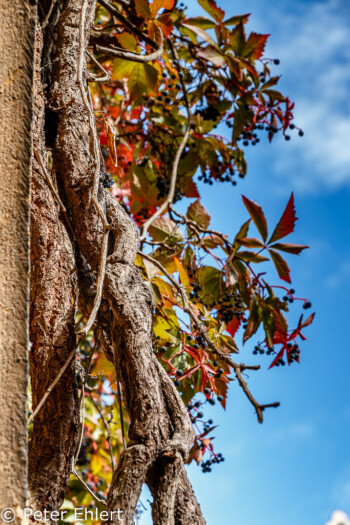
xmin=197 ymin=411 xmax=204 ymax=418
xmin=204 ymin=388 xmax=211 ymax=395
xmin=174 ymin=379 xmax=181 ymax=387
xmin=217 ymin=395 xmax=224 ymax=402
xmin=208 ymin=398 xmax=216 ymax=406
xmin=176 ymin=369 xmax=183 ymax=377
xmin=274 ymin=59 xmax=280 ymax=65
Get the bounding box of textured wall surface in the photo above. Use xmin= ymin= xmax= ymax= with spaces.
xmin=0 ymin=0 xmax=36 ymax=512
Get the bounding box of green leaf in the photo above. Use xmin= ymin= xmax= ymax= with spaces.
xmin=149 ymin=216 xmax=183 ymax=243
xmin=237 ymin=251 xmax=269 ymax=263
xmin=182 ymin=23 xmax=217 ymax=46
xmin=185 ymin=16 xmax=216 ymax=29
xmin=224 ymin=13 xmax=250 ymax=26
xmin=242 ymin=195 xmax=268 ymax=241
xmin=237 ymin=237 xmax=265 ymax=248
xmin=202 ymin=234 xmax=224 ymax=248
xmin=112 ymin=60 xmax=158 ymax=98
xmin=234 ymin=219 xmax=251 ymax=241
xmin=263 ymin=89 xmax=286 ymax=102
xmin=198 ymin=0 xmax=225 ymax=22
xmin=269 ymin=249 xmax=291 ymax=283
xmin=116 ymin=32 xmax=139 ymax=52
xmin=261 ymin=76 xmax=280 ymax=90
xmin=270 ymin=243 xmax=308 ymax=255
xmin=228 ymin=20 xmax=246 ymax=55
xmin=198 ymin=266 xmax=222 ymax=299
xmin=243 ymin=296 xmax=260 ymax=343
xmin=187 ymin=199 xmax=211 ymax=229
xmin=196 ymin=46 xmax=227 ymax=67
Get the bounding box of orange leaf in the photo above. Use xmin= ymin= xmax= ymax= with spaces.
xmin=151 ymin=0 xmax=175 ymax=18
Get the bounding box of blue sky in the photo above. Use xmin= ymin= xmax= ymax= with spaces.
xmin=140 ymin=1 xmax=350 ymax=523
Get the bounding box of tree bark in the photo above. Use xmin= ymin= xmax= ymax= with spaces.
xmin=0 ymin=0 xmax=36 ymax=518
xmin=28 ymin=22 xmax=80 ymax=513
xmin=27 ymin=2 xmax=206 ymax=523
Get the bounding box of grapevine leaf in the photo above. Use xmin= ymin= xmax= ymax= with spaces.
xmin=223 ymin=13 xmax=250 ymax=26
xmin=182 ymin=23 xmax=217 ymax=47
xmin=187 ymin=199 xmax=211 ymax=229
xmin=269 ymin=193 xmax=297 ymax=244
xmin=174 ymin=257 xmax=190 ymax=288
xmin=229 ymin=20 xmax=246 ymax=55
xmin=270 ymin=242 xmax=308 ymax=255
xmin=237 ymin=251 xmax=269 ymax=263
xmin=237 ymin=237 xmax=265 ymax=248
xmin=185 ymin=16 xmax=217 ymax=29
xmin=243 ymin=296 xmax=260 ymax=343
xmin=149 ymin=216 xmax=183 ymax=243
xmin=198 ymin=0 xmax=225 ymax=22
xmin=151 ymin=0 xmax=175 ymax=18
xmin=226 ymin=317 xmax=241 ymax=337
xmin=242 ymin=32 xmax=269 ymax=60
xmin=135 ymin=0 xmax=151 ymax=19
xmin=242 ymin=195 xmax=268 ymax=241
xmin=268 ymin=249 xmax=291 ymax=283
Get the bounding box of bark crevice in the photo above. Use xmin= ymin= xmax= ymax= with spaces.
xmin=29 ymin=2 xmax=206 ymax=523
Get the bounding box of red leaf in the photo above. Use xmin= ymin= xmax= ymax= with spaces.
xmin=269 ymin=242 xmax=308 ymax=255
xmin=268 ymin=347 xmax=285 ymax=369
xmin=226 ymin=317 xmax=241 ymax=337
xmin=157 ymin=13 xmax=173 ymax=38
xmin=269 ymin=193 xmax=297 ymax=244
xmin=242 ymin=195 xmax=268 ymax=241
xmin=242 ymin=32 xmax=269 ymax=60
xmin=298 ymin=312 xmax=315 ymax=330
xmin=269 ymin=249 xmax=291 ymax=283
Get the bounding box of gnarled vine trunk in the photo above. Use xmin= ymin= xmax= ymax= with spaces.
xmin=28 ymin=2 xmax=205 ymax=523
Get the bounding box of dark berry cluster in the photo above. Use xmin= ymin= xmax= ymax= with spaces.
xmin=216 ymin=291 xmax=245 ymax=323
xmin=198 ymin=161 xmax=240 ymax=186
xmin=189 ymin=283 xmax=202 ymax=300
xmin=100 ymin=171 xmax=114 ymax=188
xmin=274 ymin=358 xmax=286 ymax=367
xmin=287 ymin=342 xmax=300 ymax=363
xmin=282 ymin=288 xmax=296 ymax=303
xmin=188 ymin=400 xmax=203 ymax=423
xmin=201 ymin=453 xmax=225 ymax=473
xmin=76 ymin=436 xmax=92 ymax=466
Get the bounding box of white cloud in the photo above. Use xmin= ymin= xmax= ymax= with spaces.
xmin=325 ymin=510 xmax=350 ymax=525
xmin=265 ymin=0 xmax=350 ymax=191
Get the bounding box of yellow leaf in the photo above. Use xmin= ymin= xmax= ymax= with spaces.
xmin=174 ymin=256 xmax=190 ymax=288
